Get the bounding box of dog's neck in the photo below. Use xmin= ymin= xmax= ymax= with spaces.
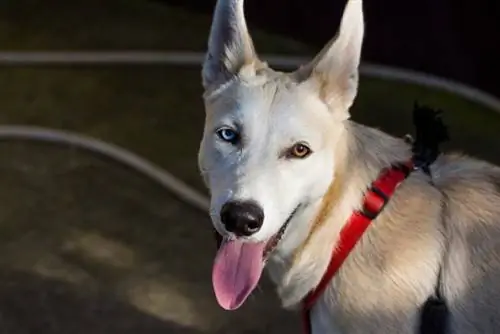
xmin=265 ymin=121 xmax=412 ymax=309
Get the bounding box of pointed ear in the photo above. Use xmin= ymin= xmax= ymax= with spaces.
xmin=294 ymin=0 xmax=364 ymax=118
xmin=202 ymin=0 xmax=259 ymax=90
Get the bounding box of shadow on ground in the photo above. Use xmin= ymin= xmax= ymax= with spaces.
xmin=0 ymin=270 xmax=202 ymax=334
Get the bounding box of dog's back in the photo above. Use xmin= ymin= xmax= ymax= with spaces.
xmin=433 ymin=154 xmax=500 ymax=332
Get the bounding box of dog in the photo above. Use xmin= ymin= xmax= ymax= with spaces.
xmin=197 ymin=0 xmax=500 ymax=332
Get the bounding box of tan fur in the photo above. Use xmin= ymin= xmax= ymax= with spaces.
xmin=293 ymin=171 xmax=343 ymax=264
xmin=198 ymin=0 xmax=500 ymax=332
xmin=292 ymin=134 xmax=352 ymax=266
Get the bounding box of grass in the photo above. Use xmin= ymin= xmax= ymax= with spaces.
xmin=0 ymin=0 xmax=499 ymax=333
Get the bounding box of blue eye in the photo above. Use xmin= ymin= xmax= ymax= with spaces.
xmin=216 ymin=127 xmax=239 ymax=143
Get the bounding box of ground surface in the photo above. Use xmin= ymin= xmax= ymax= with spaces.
xmin=0 ymin=0 xmax=499 ymax=333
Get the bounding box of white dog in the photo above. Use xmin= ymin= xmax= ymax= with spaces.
xmin=197 ymin=0 xmax=500 ymax=332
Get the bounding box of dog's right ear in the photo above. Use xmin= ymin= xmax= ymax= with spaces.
xmin=202 ymin=0 xmax=259 ymax=90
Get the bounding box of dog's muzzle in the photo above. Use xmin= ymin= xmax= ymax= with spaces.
xmin=213 ymin=204 xmax=302 ymax=254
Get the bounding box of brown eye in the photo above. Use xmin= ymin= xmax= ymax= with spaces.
xmin=288 ymin=143 xmax=312 ymax=159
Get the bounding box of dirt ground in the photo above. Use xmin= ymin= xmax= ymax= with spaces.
xmin=0 ymin=1 xmax=499 ymax=333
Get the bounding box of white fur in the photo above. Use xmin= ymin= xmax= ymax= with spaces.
xmin=198 ymin=0 xmax=500 ymax=333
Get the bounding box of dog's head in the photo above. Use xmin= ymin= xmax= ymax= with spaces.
xmin=198 ymin=0 xmax=364 ymax=310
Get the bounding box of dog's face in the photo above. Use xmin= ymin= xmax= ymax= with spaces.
xmin=200 ymin=74 xmax=340 ymax=243
xmin=198 ymin=0 xmax=364 ymax=310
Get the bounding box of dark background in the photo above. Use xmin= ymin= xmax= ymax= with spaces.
xmin=163 ymin=0 xmax=500 ymax=99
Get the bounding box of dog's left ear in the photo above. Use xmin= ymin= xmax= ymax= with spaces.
xmin=294 ymin=0 xmax=364 ymax=119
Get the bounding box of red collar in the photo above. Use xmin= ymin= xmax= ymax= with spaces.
xmin=301 ymin=161 xmax=413 ymax=334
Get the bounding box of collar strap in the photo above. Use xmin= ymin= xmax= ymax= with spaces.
xmin=301 ymin=161 xmax=413 ymax=334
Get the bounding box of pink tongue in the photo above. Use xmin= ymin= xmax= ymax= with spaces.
xmin=212 ymin=239 xmax=266 ymax=310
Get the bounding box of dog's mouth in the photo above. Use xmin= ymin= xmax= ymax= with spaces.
xmin=214 ymin=204 xmax=300 ymax=258
xmin=211 ymin=204 xmax=301 ymax=311
xmin=262 ymin=204 xmax=301 ymax=259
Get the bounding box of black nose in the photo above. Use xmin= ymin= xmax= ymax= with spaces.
xmin=220 ymin=200 xmax=264 ymax=237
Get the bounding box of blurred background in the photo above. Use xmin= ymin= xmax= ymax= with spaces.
xmin=0 ymin=0 xmax=498 ymax=333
